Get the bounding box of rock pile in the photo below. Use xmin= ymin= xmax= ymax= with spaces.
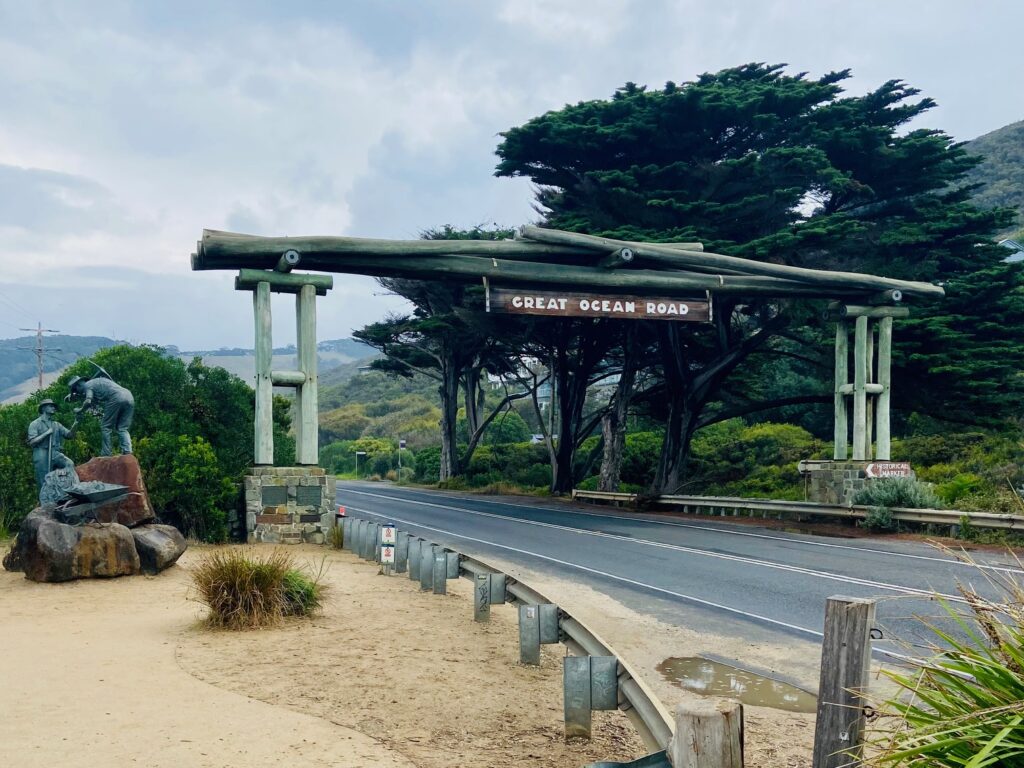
xmin=3 ymin=455 xmax=187 ymax=583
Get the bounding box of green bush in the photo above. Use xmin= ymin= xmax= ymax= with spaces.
xmin=863 ymin=506 xmax=897 ymax=532
xmin=853 ymin=477 xmax=943 ymax=510
xmin=414 ymin=446 xmax=441 ymax=482
xmin=191 ymin=548 xmax=324 ymax=629
xmin=935 ymin=473 xmax=986 ymax=506
xmin=137 ymin=434 xmax=235 ymax=543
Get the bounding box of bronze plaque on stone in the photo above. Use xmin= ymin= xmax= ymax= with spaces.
xmin=296 ymin=485 xmax=323 ymax=507
xmin=261 ymin=486 xmax=288 ymax=506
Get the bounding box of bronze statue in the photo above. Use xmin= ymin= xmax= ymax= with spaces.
xmin=26 ymin=399 xmax=77 ymax=498
xmin=67 ymin=369 xmax=135 ymax=456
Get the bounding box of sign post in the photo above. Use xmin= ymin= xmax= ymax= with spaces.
xmin=380 ymin=523 xmax=397 ymax=576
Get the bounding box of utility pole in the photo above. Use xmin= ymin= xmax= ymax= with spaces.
xmin=18 ymin=322 xmax=61 ymax=391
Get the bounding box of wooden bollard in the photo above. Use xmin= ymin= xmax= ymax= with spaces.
xmin=812 ymin=596 xmax=876 ymax=768
xmin=667 ymin=698 xmax=743 ymax=768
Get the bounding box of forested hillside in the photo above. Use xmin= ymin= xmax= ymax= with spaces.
xmin=965 ymin=118 xmax=1024 ymax=236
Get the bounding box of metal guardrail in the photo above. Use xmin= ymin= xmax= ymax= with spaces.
xmin=343 ymin=514 xmax=675 ymax=753
xmin=571 ymin=490 xmax=1024 ymax=531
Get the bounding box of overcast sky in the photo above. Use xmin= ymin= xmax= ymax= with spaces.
xmin=1 ymin=0 xmax=1021 ymax=351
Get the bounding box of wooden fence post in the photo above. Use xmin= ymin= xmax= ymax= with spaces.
xmin=812 ymin=596 xmax=876 ymax=768
xmin=667 ymin=698 xmax=743 ymax=768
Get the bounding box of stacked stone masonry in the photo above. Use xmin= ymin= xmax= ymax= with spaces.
xmin=243 ymin=466 xmax=336 ymax=545
xmin=803 ymin=460 xmax=915 ymax=506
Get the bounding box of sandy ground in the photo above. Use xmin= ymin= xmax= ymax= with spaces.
xmin=1 ymin=544 xmax=643 ymax=768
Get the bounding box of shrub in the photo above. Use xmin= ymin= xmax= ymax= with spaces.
xmin=853 ymin=478 xmax=943 ymax=510
xmin=328 ymin=524 xmax=344 ymax=549
xmin=415 ymin=446 xmax=442 ymax=482
xmin=869 ymin=559 xmax=1024 ymax=767
xmin=191 ymin=548 xmax=324 ymax=629
xmin=863 ymin=506 xmax=897 ymax=532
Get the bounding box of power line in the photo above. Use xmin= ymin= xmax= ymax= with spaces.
xmin=18 ymin=322 xmax=61 ymax=392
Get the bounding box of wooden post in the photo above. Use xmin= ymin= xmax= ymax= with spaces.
xmin=852 ymin=316 xmax=868 ymax=460
xmin=833 ymin=322 xmax=848 ymax=460
xmin=865 ymin=320 xmax=875 ymax=458
xmin=667 ymin=699 xmax=744 ymax=768
xmin=253 ymin=281 xmax=273 ymax=465
xmin=812 ymin=596 xmax=876 ymax=768
xmin=296 ymin=283 xmax=318 ymax=465
xmin=875 ymin=317 xmax=893 ymax=460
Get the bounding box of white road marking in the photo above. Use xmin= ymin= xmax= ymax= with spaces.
xmin=342 ymin=503 xmax=825 ymax=639
xmin=341 ymin=488 xmax=966 ymax=603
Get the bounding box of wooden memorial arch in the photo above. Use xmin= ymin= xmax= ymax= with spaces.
xmin=192 ymin=226 xmax=942 ymax=538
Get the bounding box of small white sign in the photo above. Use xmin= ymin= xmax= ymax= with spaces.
xmin=381 ymin=545 xmax=395 ymax=564
xmin=382 ymin=525 xmax=397 ymax=545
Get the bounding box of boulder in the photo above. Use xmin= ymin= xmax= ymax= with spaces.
xmin=132 ymin=524 xmax=187 ymax=574
xmin=8 ymin=506 xmax=140 ymax=582
xmin=75 ymin=454 xmax=155 ymax=527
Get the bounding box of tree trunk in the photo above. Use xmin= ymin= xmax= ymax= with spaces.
xmin=653 ymin=402 xmax=700 ymax=494
xmin=598 ymin=338 xmax=638 ymax=492
xmin=437 ymin=355 xmax=461 ymax=482
xmin=550 ymin=349 xmax=591 ymax=495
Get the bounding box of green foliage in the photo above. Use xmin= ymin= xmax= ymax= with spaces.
xmin=0 ymin=399 xmax=38 ymax=533
xmin=853 ymin=477 xmax=943 ymax=510
xmin=464 ymin=442 xmax=551 ymax=489
xmin=457 ymin=408 xmax=532 ymax=445
xmin=328 ymin=524 xmax=344 ymax=549
xmin=191 ymin=548 xmax=324 ymax=629
xmin=414 ymin=445 xmax=442 ymax=483
xmin=136 ymin=434 xmax=234 ymax=542
xmin=686 ymin=420 xmax=824 ymax=499
xmin=935 ymin=473 xmax=986 ymax=506
xmin=869 ymin=565 xmax=1024 ymax=768
xmin=862 ymin=506 xmax=897 ymax=532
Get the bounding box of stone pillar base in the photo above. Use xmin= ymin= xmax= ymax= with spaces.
xmin=243 ymin=466 xmax=337 ymax=544
xmin=799 ymin=459 xmax=915 ymax=506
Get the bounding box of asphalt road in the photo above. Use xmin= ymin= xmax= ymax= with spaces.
xmin=336 ymin=481 xmax=1021 ymax=664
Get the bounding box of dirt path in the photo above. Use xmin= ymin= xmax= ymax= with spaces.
xmin=1 ymin=545 xmax=643 ymax=768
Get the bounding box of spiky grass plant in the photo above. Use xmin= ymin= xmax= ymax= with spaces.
xmin=869 ymin=551 xmax=1024 ymax=767
xmin=191 ymin=548 xmax=325 ymax=629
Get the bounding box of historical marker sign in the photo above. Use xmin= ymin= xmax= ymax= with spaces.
xmin=488 ymin=286 xmax=711 ymax=322
xmin=865 ymin=461 xmax=912 ymax=479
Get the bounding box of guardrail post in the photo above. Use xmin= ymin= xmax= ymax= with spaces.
xmin=408 ymin=537 xmax=422 ymax=580
xmin=432 ymin=546 xmax=447 ymax=595
xmin=342 ymin=517 xmax=354 ymax=550
xmin=489 ymin=573 xmax=507 ymax=604
xmin=519 ymin=605 xmax=541 ymax=664
xmin=812 ymin=595 xmax=876 ymax=768
xmin=667 ymin=699 xmax=743 ymax=768
xmin=474 ymin=572 xmax=491 ymax=622
xmin=373 ymin=523 xmax=382 ymax=563
xmin=539 ymin=604 xmax=559 ymax=644
xmin=395 ymin=533 xmax=409 ymax=573
xmin=562 ymin=655 xmax=619 ymax=741
xmin=445 ymin=550 xmax=460 ymax=579
xmin=419 ymin=543 xmax=434 ymax=591
xmin=564 ymin=656 xmax=592 ymax=739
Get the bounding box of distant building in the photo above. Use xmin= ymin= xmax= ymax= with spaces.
xmin=999 ymin=238 xmax=1024 ymax=263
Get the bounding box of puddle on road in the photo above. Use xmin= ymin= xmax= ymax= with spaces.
xmin=656 ymin=656 xmax=817 ymax=713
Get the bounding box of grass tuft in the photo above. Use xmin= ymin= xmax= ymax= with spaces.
xmin=191 ymin=548 xmax=325 ymax=629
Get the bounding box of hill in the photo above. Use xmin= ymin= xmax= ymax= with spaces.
xmin=965 ymin=119 xmax=1024 ymax=236
xmin=0 ymin=336 xmax=375 ymax=404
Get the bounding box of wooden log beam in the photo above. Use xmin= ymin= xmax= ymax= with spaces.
xmin=852 ymin=317 xmax=868 ymax=460
xmin=876 ymin=317 xmax=893 ymax=461
xmin=827 ymin=303 xmax=911 ymax=319
xmin=235 ymin=268 xmax=333 ymax=294
xmin=295 ymin=284 xmax=319 ymax=465
xmin=270 ymin=370 xmax=307 ymax=386
xmin=518 ymin=225 xmax=944 ymax=299
xmin=196 ymin=229 xmax=590 ymax=270
xmin=227 ymin=250 xmax=872 ymax=298
xmin=598 ymin=247 xmax=635 ymax=269
xmin=833 ymin=321 xmax=848 ymax=461
xmin=253 ymin=282 xmax=273 ymax=466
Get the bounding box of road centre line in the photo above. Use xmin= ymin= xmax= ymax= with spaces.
xmin=349 ymin=484 xmax=1023 ymax=575
xmin=340 ymin=488 xmax=965 ymax=603
xmin=341 ymin=503 xmax=825 ymax=639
